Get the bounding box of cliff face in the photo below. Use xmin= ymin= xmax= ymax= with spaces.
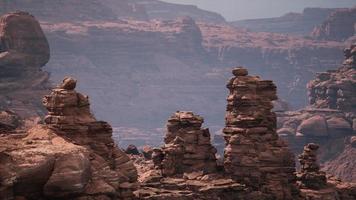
xmin=38 ymin=16 xmax=348 ymax=146
xmin=311 ymin=7 xmax=356 ymax=41
xmin=231 ymin=8 xmax=337 ymax=35
xmin=199 ymin=23 xmax=345 ymax=108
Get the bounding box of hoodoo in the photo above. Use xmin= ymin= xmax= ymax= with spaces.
xmin=223 ymin=67 xmax=298 ymax=199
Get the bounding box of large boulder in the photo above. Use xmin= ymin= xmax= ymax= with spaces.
xmin=0 ymin=11 xmax=50 ymax=69
xmin=297 ymin=115 xmax=329 ymax=137
xmin=43 ymin=153 xmax=91 ymax=198
xmin=327 ymin=117 xmax=353 ymax=136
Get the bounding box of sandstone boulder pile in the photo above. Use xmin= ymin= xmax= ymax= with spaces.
xmin=223 ymin=67 xmax=298 ymax=199
xmin=297 ymin=143 xmax=327 ymax=189
xmin=155 ymin=111 xmax=217 ymax=176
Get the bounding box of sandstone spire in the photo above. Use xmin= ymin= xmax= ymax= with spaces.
xmin=223 ymin=67 xmax=298 ymax=199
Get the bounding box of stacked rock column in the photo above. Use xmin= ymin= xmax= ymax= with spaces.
xmin=223 ymin=67 xmax=297 ymax=199
xmin=159 ymin=111 xmax=217 ymax=176
xmin=297 ymin=143 xmax=327 ymax=189
xmin=42 ymin=77 xmax=138 ymax=199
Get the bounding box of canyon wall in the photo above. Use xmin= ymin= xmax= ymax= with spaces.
xmin=231 ymin=8 xmax=338 ymax=35
xmin=0 ymin=2 xmax=352 ymax=149
xmin=312 ymin=7 xmax=356 ymax=41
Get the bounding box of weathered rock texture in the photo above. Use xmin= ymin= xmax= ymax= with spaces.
xmin=0 ymin=77 xmax=138 ymax=200
xmin=312 ymin=7 xmax=356 ymax=41
xmin=323 ymin=137 xmax=356 ymax=183
xmin=0 ymin=11 xmax=50 ymax=119
xmin=308 ymin=44 xmax=356 ymax=113
xmin=223 ymin=67 xmax=298 ymax=199
xmin=157 ymin=111 xmax=217 ymax=176
xmin=297 ymin=143 xmax=327 ymax=190
xmin=278 ymin=42 xmax=356 ymax=162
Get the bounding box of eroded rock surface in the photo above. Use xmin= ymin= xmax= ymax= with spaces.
xmin=0 ymin=11 xmax=50 ymax=120
xmin=0 ymin=77 xmax=138 ymax=200
xmin=223 ymin=67 xmax=298 ymax=199
xmin=278 ymin=43 xmax=356 ymax=165
xmin=157 ymin=111 xmax=217 ymax=176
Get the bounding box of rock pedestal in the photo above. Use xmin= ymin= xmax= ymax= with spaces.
xmin=297 ymin=143 xmax=327 ymax=189
xmin=43 ymin=77 xmax=138 ymax=199
xmin=157 ymin=111 xmax=217 ymax=176
xmin=223 ymin=67 xmax=297 ymax=199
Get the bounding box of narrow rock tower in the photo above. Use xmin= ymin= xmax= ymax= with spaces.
xmin=297 ymin=143 xmax=327 ymax=189
xmin=223 ymin=67 xmax=297 ymax=199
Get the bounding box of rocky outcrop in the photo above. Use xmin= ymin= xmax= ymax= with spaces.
xmin=307 ymin=44 xmax=356 ymax=113
xmin=277 ymin=43 xmax=356 ymax=163
xmin=297 ymin=143 xmax=356 ymax=200
xmin=38 ymin=16 xmax=347 ymax=140
xmin=232 ymin=8 xmax=337 ymax=36
xmin=297 ymin=143 xmax=327 ymax=190
xmin=156 ymin=111 xmax=217 ymax=176
xmin=0 ymin=77 xmax=138 ymax=199
xmin=311 ymin=7 xmax=356 ymax=41
xmin=0 ymin=11 xmax=50 ymax=119
xmin=323 ymin=137 xmax=356 ymax=182
xmin=223 ymin=67 xmax=298 ymax=199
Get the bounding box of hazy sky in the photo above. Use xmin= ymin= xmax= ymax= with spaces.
xmin=161 ymin=0 xmax=356 ymax=21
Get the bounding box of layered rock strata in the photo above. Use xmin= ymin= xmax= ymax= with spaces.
xmin=223 ymin=67 xmax=298 ymax=199
xmin=307 ymin=44 xmax=356 ymax=113
xmin=311 ymin=7 xmax=356 ymax=41
xmin=277 ymin=43 xmax=356 ymax=163
xmin=43 ymin=77 xmax=138 ymax=196
xmin=0 ymin=77 xmax=138 ymax=199
xmin=157 ymin=111 xmax=217 ymax=176
xmin=297 ymin=143 xmax=327 ymax=189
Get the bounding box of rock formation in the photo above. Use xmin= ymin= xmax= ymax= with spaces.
xmin=0 ymin=77 xmax=138 ymax=199
xmin=30 ymin=9 xmax=346 ymax=137
xmin=277 ymin=43 xmax=356 ymax=163
xmin=157 ymin=111 xmax=217 ymax=176
xmin=308 ymin=44 xmax=356 ymax=113
xmin=323 ymin=136 xmax=356 ymax=182
xmin=297 ymin=143 xmax=327 ymax=190
xmin=223 ymin=67 xmax=298 ymax=199
xmin=311 ymin=7 xmax=356 ymax=41
xmin=0 ymin=11 xmax=50 ymax=119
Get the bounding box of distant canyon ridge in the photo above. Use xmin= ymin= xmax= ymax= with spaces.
xmin=0 ymin=0 xmax=355 ymax=147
